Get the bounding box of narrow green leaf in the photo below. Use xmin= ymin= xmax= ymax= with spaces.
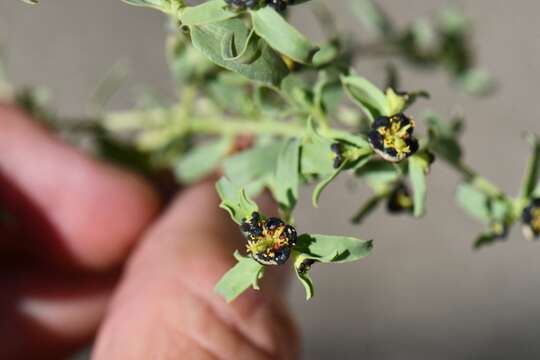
xmin=122 ymin=0 xmax=169 ymax=11
xmin=190 ymin=18 xmax=289 ymax=86
xmin=174 ymin=137 xmax=233 ymax=184
xmin=300 ymin=120 xmax=336 ymax=176
xmin=216 ymin=177 xmax=259 ymax=224
xmin=456 ymin=183 xmax=491 ymax=223
xmin=351 ymin=193 xmax=385 ymax=224
xmin=351 ymin=0 xmax=394 ymax=36
xmin=295 ymin=234 xmax=373 ymax=263
xmin=312 ymin=42 xmax=339 ymax=67
xmin=274 ymin=139 xmax=301 ymax=212
xmin=355 ymin=160 xmax=400 ymax=192
xmin=534 ymin=183 xmax=540 ymax=197
xmin=341 ymin=74 xmax=386 ymax=121
xmin=221 ymin=29 xmax=261 ymax=64
xmin=180 ymin=0 xmax=238 ymax=26
xmin=312 ymin=160 xmax=347 ymax=208
xmin=408 ymin=154 xmax=429 ymax=217
xmin=519 ymin=134 xmax=540 ymax=199
xmin=251 ymin=7 xmax=319 ymax=64
xmin=473 ymin=232 xmax=498 ymax=250
xmin=293 ymin=253 xmax=315 ymax=300
xmin=215 ymin=252 xmax=265 ymax=302
xmin=384 ymin=88 xmax=406 ymax=116
xmin=224 ymin=142 xmax=282 ymax=184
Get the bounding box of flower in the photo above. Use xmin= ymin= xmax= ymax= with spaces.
xmin=368 ymin=113 xmax=419 ymax=162
xmin=241 ymin=212 xmax=297 ymax=265
xmin=522 ymin=198 xmax=540 ymax=240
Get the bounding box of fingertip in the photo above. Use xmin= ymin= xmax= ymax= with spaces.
xmin=0 ymin=105 xmax=162 ymax=270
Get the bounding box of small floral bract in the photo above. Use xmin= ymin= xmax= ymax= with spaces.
xmin=368 ymin=113 xmax=419 ymax=162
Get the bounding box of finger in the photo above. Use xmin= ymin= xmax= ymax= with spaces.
xmin=93 ymin=181 xmax=299 ymax=360
xmin=0 ymin=104 xmax=160 ymax=270
xmin=0 ymin=266 xmax=115 ymax=360
xmin=93 ymin=276 xmax=271 ymax=360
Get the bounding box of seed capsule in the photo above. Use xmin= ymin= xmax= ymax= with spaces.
xmin=297 ymin=258 xmax=315 ymax=275
xmin=368 ymin=113 xmax=419 ymax=162
xmin=330 ymin=142 xmax=344 ymax=169
xmin=387 ymin=183 xmax=414 ymax=213
xmin=522 ymin=198 xmax=540 ymax=240
xmin=241 ymin=212 xmax=297 ymax=266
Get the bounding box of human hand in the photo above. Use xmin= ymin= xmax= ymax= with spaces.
xmin=0 ymin=105 xmax=298 ymax=360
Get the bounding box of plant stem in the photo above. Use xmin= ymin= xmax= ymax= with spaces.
xmin=189 ymin=118 xmax=307 ymax=138
xmin=451 ymin=161 xmax=505 ymax=199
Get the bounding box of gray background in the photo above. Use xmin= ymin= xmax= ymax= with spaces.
xmin=2 ymin=1 xmax=540 ymax=359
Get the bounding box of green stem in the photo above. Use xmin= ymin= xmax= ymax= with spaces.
xmin=189 ymin=118 xmax=307 ymax=138
xmin=451 ymin=161 xmax=505 ymax=199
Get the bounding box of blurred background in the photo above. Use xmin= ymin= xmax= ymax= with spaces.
xmin=1 ymin=0 xmax=540 ymax=359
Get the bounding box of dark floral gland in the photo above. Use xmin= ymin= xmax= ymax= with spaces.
xmin=224 ymin=0 xmax=289 ymax=11
xmin=224 ymin=0 xmax=263 ymax=10
xmin=522 ymin=198 xmax=540 ymax=240
xmin=266 ymin=0 xmax=289 ymax=11
xmin=241 ymin=213 xmax=297 ymax=265
xmin=367 ymin=113 xmax=419 ymax=162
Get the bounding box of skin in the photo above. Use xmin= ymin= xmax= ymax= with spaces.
xmin=0 ymin=104 xmax=299 ymax=360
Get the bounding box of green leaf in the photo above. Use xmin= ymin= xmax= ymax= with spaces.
xmin=251 ymin=7 xmax=319 ymax=64
xmin=312 ymin=160 xmax=347 ymax=208
xmin=215 ymin=252 xmax=265 ymax=302
xmin=327 ymin=129 xmax=369 ymax=148
xmin=122 ymin=0 xmax=170 ymax=12
xmin=456 ymin=68 xmax=494 ymax=96
xmin=355 ymin=160 xmax=400 ymax=192
xmin=190 ymin=18 xmax=289 ymax=86
xmin=519 ymin=133 xmax=540 ymax=199
xmin=534 ymin=183 xmax=540 ymax=197
xmin=224 ymin=141 xmax=282 ymax=185
xmin=351 ymin=0 xmax=394 ymax=37
xmin=293 ymin=253 xmax=315 ymax=300
xmin=473 ymin=232 xmax=498 ymax=250
xmin=295 ymin=234 xmax=373 ymax=263
xmin=341 ymin=74 xmax=386 ymax=121
xmin=174 ymin=137 xmax=233 ymax=184
xmin=216 ymin=177 xmax=259 ymax=224
xmin=456 ymin=183 xmax=491 ymax=223
xmin=300 ymin=120 xmax=336 ymax=176
xmin=384 ymin=88 xmax=406 ymax=116
xmin=180 ymin=0 xmax=238 ymax=26
xmin=351 ymin=193 xmax=385 ymax=224
xmin=221 ymin=29 xmax=261 ymax=64
xmin=408 ymin=153 xmax=429 ymax=217
xmin=274 ymin=139 xmax=301 ymax=212
xmin=312 ymin=42 xmax=339 ymax=67
xmin=425 ymin=114 xmax=463 ymax=165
